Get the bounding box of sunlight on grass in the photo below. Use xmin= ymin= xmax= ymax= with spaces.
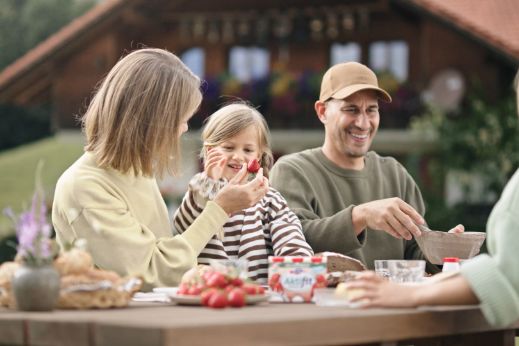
xmin=0 ymin=133 xmax=84 ymax=238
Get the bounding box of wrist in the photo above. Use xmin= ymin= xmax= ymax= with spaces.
xmin=205 ymin=170 xmax=218 ymax=180
xmin=351 ymin=205 xmax=367 ymax=235
xmin=213 ymin=196 xmax=231 ymax=215
xmin=410 ymin=281 xmax=437 ymax=306
xmin=409 ymin=286 xmax=424 ymax=306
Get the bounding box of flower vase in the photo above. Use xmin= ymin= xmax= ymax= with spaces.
xmin=12 ymin=264 xmax=60 ymax=311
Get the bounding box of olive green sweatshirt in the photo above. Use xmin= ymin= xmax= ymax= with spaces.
xmin=461 ymin=169 xmax=519 ymax=327
xmin=52 ymin=152 xmax=228 ymax=291
xmin=270 ymin=148 xmax=426 ymax=269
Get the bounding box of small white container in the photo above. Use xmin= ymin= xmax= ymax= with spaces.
xmin=442 ymin=257 xmax=461 ymax=273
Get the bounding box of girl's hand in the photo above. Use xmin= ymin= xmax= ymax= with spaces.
xmin=205 ymin=147 xmax=227 ymax=180
xmin=213 ymin=166 xmax=269 ymax=214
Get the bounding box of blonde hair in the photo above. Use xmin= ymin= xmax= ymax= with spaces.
xmin=201 ymin=103 xmax=274 ymax=177
xmin=82 ymin=48 xmax=202 ymax=177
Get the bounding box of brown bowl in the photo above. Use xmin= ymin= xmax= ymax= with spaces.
xmin=415 ymin=231 xmax=486 ymax=265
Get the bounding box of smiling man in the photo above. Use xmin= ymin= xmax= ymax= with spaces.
xmin=270 ymin=62 xmax=462 ymax=270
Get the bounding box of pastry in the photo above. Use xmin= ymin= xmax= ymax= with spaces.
xmin=335 ymin=282 xmax=364 ymax=301
xmin=315 ymin=252 xmax=366 ymax=272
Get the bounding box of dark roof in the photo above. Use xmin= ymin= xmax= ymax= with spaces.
xmin=408 ymin=0 xmax=519 ymax=64
xmin=0 ymin=0 xmax=129 ymax=94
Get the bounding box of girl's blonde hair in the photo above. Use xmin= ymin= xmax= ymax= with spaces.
xmin=82 ymin=48 xmax=202 ymax=177
xmin=201 ymin=103 xmax=274 ymax=177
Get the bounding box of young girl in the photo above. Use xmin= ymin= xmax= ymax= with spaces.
xmin=173 ymin=103 xmax=314 ymax=283
xmin=52 ymin=49 xmax=268 ymax=291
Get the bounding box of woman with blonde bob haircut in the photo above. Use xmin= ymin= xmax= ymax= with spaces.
xmin=53 ymin=49 xmax=268 ymax=290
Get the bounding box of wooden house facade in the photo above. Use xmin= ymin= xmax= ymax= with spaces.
xmin=0 ymin=0 xmax=518 ymax=132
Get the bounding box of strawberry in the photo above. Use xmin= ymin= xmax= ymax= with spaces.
xmin=242 ymin=283 xmax=263 ymax=295
xmin=207 ymin=291 xmax=228 ymax=308
xmin=227 ymin=288 xmax=246 ymax=307
xmin=206 ymin=272 xmax=227 ymax=288
xmin=201 ymin=288 xmax=218 ymax=306
xmin=247 ymin=159 xmax=260 ymax=174
xmin=177 ymin=283 xmax=190 ymax=295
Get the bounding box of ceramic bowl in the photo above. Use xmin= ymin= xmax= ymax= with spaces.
xmin=415 ymin=230 xmax=486 ymax=265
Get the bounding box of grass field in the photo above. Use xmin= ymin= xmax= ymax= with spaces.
xmin=0 ymin=133 xmax=84 ymax=238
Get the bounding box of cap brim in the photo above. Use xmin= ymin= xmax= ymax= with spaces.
xmin=325 ymin=84 xmax=392 ymax=103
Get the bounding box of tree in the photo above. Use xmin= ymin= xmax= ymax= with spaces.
xmin=0 ymin=0 xmax=96 ymax=71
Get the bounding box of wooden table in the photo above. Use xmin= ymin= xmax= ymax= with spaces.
xmin=0 ymin=302 xmax=517 ymax=346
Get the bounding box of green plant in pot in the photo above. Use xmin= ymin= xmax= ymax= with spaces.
xmin=3 ymin=164 xmax=59 ymax=311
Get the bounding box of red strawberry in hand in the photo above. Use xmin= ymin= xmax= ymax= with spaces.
xmin=247 ymin=159 xmax=260 ymax=174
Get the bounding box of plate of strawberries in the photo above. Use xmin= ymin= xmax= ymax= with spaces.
xmin=171 ymin=264 xmax=269 ymax=308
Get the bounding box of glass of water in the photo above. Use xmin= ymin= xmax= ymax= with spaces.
xmin=387 ymin=260 xmax=425 ymax=283
xmin=209 ymin=259 xmax=249 ymax=280
xmin=374 ymin=260 xmax=391 ymax=279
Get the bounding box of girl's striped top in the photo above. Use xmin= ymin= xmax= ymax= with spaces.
xmin=173 ymin=173 xmax=314 ymax=283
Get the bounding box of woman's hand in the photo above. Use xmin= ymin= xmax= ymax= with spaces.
xmin=346 ymin=271 xmax=479 ymax=308
xmin=344 ymin=271 xmax=421 ymax=308
xmin=204 ymin=147 xmax=227 ymax=180
xmin=213 ymin=165 xmax=269 ymax=214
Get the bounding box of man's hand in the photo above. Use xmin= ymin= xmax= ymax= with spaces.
xmin=448 ymin=224 xmax=465 ymax=233
xmin=352 ymin=198 xmax=425 ymax=240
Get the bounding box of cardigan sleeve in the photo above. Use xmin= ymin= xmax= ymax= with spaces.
xmin=461 ymin=211 xmax=519 ymax=327
xmin=53 ymin=179 xmax=228 ymax=291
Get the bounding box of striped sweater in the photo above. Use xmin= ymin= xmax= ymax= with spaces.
xmin=173 ymin=173 xmax=314 ymax=283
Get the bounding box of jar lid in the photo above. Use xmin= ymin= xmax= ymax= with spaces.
xmin=443 ymin=257 xmax=460 ymax=262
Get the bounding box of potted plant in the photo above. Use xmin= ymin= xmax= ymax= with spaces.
xmin=3 ymin=164 xmax=59 ymax=311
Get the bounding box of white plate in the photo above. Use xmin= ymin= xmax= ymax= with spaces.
xmin=153 ymin=287 xmax=178 ymax=295
xmin=132 ymin=292 xmax=171 ymax=303
xmin=168 ymin=291 xmax=270 ymax=306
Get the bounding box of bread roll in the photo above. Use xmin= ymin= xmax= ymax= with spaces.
xmin=54 ymin=248 xmax=93 ymax=276
xmin=335 ymin=282 xmax=364 ymax=301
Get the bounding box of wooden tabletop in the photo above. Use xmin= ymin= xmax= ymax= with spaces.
xmin=0 ymin=301 xmax=516 ymax=346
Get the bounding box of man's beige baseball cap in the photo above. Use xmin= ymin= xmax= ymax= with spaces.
xmin=319 ymin=62 xmax=392 ymax=103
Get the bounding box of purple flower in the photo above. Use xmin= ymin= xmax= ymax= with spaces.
xmin=3 ymin=191 xmax=54 ymax=266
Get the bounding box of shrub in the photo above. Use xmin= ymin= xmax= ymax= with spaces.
xmin=411 ymin=88 xmax=518 ymax=232
xmin=0 ymin=104 xmax=53 ymax=151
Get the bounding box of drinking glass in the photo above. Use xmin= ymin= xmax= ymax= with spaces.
xmin=387 ymin=260 xmax=425 ymax=283
xmin=374 ymin=260 xmax=391 ymax=279
xmin=209 ymin=259 xmax=249 ymax=280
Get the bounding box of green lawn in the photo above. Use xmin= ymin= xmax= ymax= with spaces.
xmin=0 ymin=133 xmax=84 ymax=238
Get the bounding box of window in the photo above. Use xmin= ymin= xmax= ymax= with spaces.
xmin=181 ymin=47 xmax=205 ymax=78
xmin=369 ymin=41 xmax=409 ymax=82
xmin=330 ymin=43 xmax=361 ymax=66
xmin=229 ymin=46 xmax=269 ymax=82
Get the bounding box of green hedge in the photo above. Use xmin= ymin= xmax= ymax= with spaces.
xmin=0 ymin=103 xmax=53 ymax=151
